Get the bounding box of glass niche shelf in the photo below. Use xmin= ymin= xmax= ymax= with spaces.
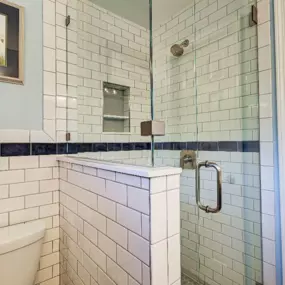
xmin=103 ymin=82 xmax=130 ymax=133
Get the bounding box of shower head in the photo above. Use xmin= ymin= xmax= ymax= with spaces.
xmin=170 ymin=39 xmax=189 ymax=57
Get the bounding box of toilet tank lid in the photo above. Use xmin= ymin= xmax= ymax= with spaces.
xmin=0 ymin=220 xmax=46 ymax=255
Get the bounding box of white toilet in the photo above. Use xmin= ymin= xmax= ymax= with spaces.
xmin=0 ymin=220 xmax=46 ymax=285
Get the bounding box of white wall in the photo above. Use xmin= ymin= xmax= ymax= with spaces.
xmin=0 ymin=0 xmax=43 ymax=130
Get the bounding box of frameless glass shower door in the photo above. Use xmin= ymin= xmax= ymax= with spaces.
xmin=152 ymin=0 xmax=262 ymax=284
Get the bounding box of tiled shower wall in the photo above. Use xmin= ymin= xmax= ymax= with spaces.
xmin=0 ymin=156 xmax=60 ymax=285
xmin=155 ymin=150 xmax=262 ymax=285
xmin=153 ymin=2 xmax=259 ymax=142
xmin=76 ymin=0 xmax=151 ymax=143
xmin=152 ymin=0 xmax=275 ymax=284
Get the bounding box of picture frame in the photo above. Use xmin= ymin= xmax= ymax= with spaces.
xmin=0 ymin=0 xmax=24 ymax=85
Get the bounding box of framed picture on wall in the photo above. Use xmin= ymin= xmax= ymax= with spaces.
xmin=0 ymin=0 xmax=24 ymax=84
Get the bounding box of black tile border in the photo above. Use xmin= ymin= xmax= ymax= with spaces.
xmin=1 ymin=143 xmax=31 ymax=157
xmin=0 ymin=141 xmax=260 ymax=156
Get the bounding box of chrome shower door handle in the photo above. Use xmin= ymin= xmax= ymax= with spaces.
xmin=196 ymin=161 xmax=222 ymax=214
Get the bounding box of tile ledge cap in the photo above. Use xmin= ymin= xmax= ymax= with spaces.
xmin=57 ymin=156 xmax=182 ymax=178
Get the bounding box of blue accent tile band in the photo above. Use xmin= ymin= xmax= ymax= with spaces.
xmin=32 ymin=143 xmax=57 ymax=155
xmin=0 ymin=141 xmax=260 ymax=156
xmin=1 ymin=143 xmax=31 ymax=156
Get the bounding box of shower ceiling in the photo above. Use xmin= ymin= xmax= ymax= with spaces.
xmin=91 ymin=0 xmax=190 ymax=28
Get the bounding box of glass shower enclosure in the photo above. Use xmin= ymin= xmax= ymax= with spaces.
xmin=151 ymin=0 xmax=262 ymax=284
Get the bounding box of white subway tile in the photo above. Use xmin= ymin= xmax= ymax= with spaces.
xmin=10 ymin=207 xmax=39 ymax=225
xmin=150 ymin=192 xmax=167 ymax=244
xmin=40 ymin=179 xmax=59 ymax=192
xmin=25 ymin=193 xmax=53 ymax=208
xmin=262 ymin=238 xmax=276 ymax=265
xmin=83 ymin=252 xmax=98 ymax=280
xmin=0 ymin=158 xmax=8 ymax=171
xmin=35 ymin=267 xmax=53 ymax=284
xmin=262 ymin=213 xmax=275 ymax=241
xmin=0 ymin=213 xmax=8 ymax=227
xmin=78 ymin=203 xmax=107 ymax=234
xmin=40 ymin=156 xmax=58 ymax=168
xmin=0 ymin=197 xmax=24 ymax=214
xmin=168 ymin=234 xmax=181 ymax=284
xmin=263 ymin=262 xmax=276 ymax=285
xmin=44 ymin=23 xmax=56 ymax=49
xmin=98 ymin=196 xmax=116 ymax=220
xmin=261 ymin=190 xmax=275 ymax=216
xmin=43 ymin=0 xmax=55 ymax=25
xmin=98 ymin=169 xmax=115 ymax=180
xmin=128 ymin=231 xmax=149 ymax=265
xmin=117 ymin=246 xmax=142 ymax=283
xmin=68 ymin=169 xmax=105 ymax=196
xmin=107 ymin=219 xmax=128 ymax=249
xmin=142 ymin=214 xmax=150 ymax=241
xmin=128 ymin=276 xmax=140 ymax=285
xmin=40 ymin=204 xmax=59 ymax=218
xmin=84 ymin=221 xmax=98 ymax=246
xmin=90 ymin=244 xmax=107 ymax=273
xmin=0 ymin=170 xmax=25 ymax=185
xmin=44 ymin=47 xmax=56 ymax=72
xmin=98 ymin=232 xmax=117 ymax=261
xmin=26 ymin=168 xmax=53 ymax=182
xmin=167 ymin=189 xmax=180 ymax=237
xmin=43 ymin=227 xmax=59 ymax=243
xmin=167 ymin=175 xmax=180 ymax=190
xmin=0 ymin=185 xmax=8 ymax=199
xmin=127 ymin=186 xmax=149 ymax=214
xmin=142 ymin=264 xmax=150 ymax=285
xmin=60 ymin=180 xmax=97 ymax=211
xmin=44 ymin=72 xmax=56 ymax=95
xmin=97 ymin=268 xmax=115 ymax=285
xmin=78 ymin=262 xmax=91 ymax=285
xmin=116 ymin=173 xmax=141 ymax=187
xmin=260 ymin=166 xmax=274 ymax=191
xmin=105 ymin=180 xmax=127 ymax=205
xmin=150 ymin=176 xmax=167 ymax=193
xmin=116 ymin=204 xmax=141 ymax=235
xmin=10 ymin=156 xmax=39 ymax=169
xmin=40 ymin=252 xmax=59 ymax=269
xmin=39 ymin=276 xmax=59 ymax=285
xmin=141 ymin=178 xmax=150 ymax=190
xmin=151 ymin=240 xmax=168 ymax=285
xmin=107 ymin=257 xmax=128 ymax=285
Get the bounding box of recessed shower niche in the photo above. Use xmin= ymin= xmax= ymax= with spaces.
xmin=103 ymin=82 xmax=130 ymax=133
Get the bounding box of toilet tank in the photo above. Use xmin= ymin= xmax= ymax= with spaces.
xmin=0 ymin=220 xmax=46 ymax=285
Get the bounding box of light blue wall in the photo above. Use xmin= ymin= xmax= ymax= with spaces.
xmin=0 ymin=0 xmax=43 ymax=130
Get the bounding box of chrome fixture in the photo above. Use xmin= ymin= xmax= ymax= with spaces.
xmin=196 ymin=161 xmax=222 ymax=213
xmin=170 ymin=39 xmax=190 ymax=57
xmin=180 ymin=150 xmax=196 ymax=169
